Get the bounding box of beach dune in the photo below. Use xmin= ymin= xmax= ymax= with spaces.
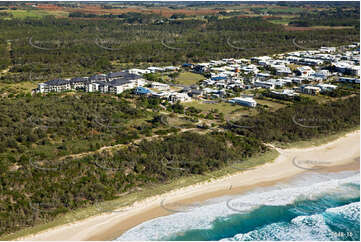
xmin=17 ymin=130 xmax=360 ymax=241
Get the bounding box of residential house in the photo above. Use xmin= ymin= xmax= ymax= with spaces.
xmin=298 ymin=85 xmax=321 ymax=95
xmin=194 ymin=63 xmax=210 ymax=73
xmin=151 ymin=82 xmax=170 ymax=91
xmin=333 ymin=62 xmax=360 ymax=76
xmin=319 ymin=47 xmax=336 ymax=53
xmin=128 ymin=69 xmax=151 ymax=75
xmin=254 ymin=80 xmax=275 ymax=89
xmin=152 ymin=91 xmax=171 ymax=99
xmin=228 ymin=97 xmax=257 ymax=108
xmin=251 ymin=56 xmax=272 ymax=64
xmin=169 ymin=93 xmax=191 ymax=103
xmin=338 ymin=77 xmax=360 ymax=84
xmin=182 ymin=63 xmax=194 ymax=68
xmin=189 ymin=89 xmax=203 ymax=98
xmin=270 ymin=89 xmax=298 ymax=97
xmin=316 ymin=83 xmax=338 ymax=92
xmin=312 ymin=70 xmax=331 ymax=80
xmin=164 ymin=66 xmax=179 ymax=72
xmin=240 ymin=64 xmax=259 ymax=74
xmin=295 ymin=66 xmax=315 ymax=77
xmin=147 ymin=67 xmax=165 ymax=73
xmin=256 ymin=72 xmax=272 ymax=80
xmin=275 ymin=66 xmax=292 ymax=76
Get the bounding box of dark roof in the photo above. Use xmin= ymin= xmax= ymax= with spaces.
xmin=181 ymin=86 xmax=191 ymax=92
xmin=107 ymin=71 xmax=125 ymax=79
xmin=191 ymin=89 xmax=203 ymax=95
xmin=90 ymin=74 xmax=107 ymax=81
xmin=45 ymin=79 xmax=70 ymax=86
xmin=44 ymin=71 xmax=142 ymax=87
xmin=94 ymin=81 xmax=108 ymax=86
xmin=107 ymin=72 xmax=142 ymax=80
xmin=109 ymin=79 xmax=132 ymax=87
xmin=70 ymin=77 xmax=89 ymax=83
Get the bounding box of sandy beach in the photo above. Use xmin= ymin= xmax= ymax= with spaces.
xmin=16 ymin=130 xmax=360 ymax=241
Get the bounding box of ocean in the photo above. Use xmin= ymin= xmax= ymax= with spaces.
xmin=116 ymin=170 xmax=360 ymax=241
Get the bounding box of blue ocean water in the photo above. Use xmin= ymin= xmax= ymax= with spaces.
xmin=116 ymin=171 xmax=360 ymax=241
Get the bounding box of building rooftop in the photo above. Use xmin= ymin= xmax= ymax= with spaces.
xmin=45 ymin=79 xmax=70 ymax=86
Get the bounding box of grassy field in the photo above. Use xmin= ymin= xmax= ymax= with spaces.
xmin=0 ymin=148 xmax=279 ymax=241
xmin=0 ymin=81 xmax=37 ymax=96
xmin=267 ymin=16 xmax=295 ymax=25
xmin=183 ymin=100 xmax=258 ymax=120
xmin=0 ymin=9 xmax=68 ymax=19
xmin=175 ymin=71 xmax=205 ymax=86
xmin=299 ymin=93 xmax=332 ymax=104
xmin=184 ymin=100 xmax=239 ymax=114
xmin=255 ymin=98 xmax=287 ymax=110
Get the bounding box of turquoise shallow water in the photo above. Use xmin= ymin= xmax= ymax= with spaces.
xmin=116 ymin=171 xmax=360 ymax=241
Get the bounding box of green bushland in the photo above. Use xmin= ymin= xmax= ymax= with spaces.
xmin=0 ymin=15 xmax=359 ymax=84
xmin=289 ymin=8 xmax=360 ymax=27
xmin=0 ymin=93 xmax=148 ymax=160
xmin=0 ymin=131 xmax=267 ymax=236
xmin=226 ymin=95 xmax=360 ymax=144
xmin=0 ymin=92 xmax=359 ymax=238
xmin=0 ymin=4 xmax=359 ymax=238
xmin=0 ymin=148 xmax=279 ymax=241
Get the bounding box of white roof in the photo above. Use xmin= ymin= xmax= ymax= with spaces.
xmin=151 ymin=82 xmax=169 ymax=86
xmin=317 ymin=84 xmax=337 ymax=88
xmin=232 ymin=97 xmax=257 ymax=103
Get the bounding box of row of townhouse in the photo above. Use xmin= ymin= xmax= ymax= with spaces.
xmin=134 ymin=86 xmax=192 ymax=103
xmin=270 ymin=89 xmax=298 ymax=98
xmin=35 ymin=71 xmax=146 ymax=94
xmin=294 ymin=83 xmax=338 ymax=95
xmin=295 ymin=67 xmax=333 ymax=80
xmin=86 ymin=77 xmax=146 ymax=95
xmin=286 ymin=56 xmax=324 ymax=66
xmin=254 ymin=78 xmax=293 ymax=89
xmin=337 ymin=77 xmax=360 ymax=84
xmin=128 ymin=66 xmax=181 ymax=75
xmin=332 ymin=61 xmax=360 ymax=76
xmin=200 ymin=77 xmax=243 ymax=90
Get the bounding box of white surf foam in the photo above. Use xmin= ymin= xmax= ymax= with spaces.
xmin=223 ymin=202 xmax=360 ymax=241
xmin=116 ymin=171 xmax=359 ymax=241
xmin=326 ymin=201 xmax=360 ymax=222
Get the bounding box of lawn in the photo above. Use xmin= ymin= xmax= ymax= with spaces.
xmin=175 ymin=71 xmax=205 ymax=86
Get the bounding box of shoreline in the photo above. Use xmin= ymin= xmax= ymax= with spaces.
xmin=14 ymin=130 xmax=360 ymax=241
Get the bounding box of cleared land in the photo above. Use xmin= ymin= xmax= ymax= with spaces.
xmin=175 ymin=71 xmax=205 ymax=86
xmin=183 ymin=100 xmax=255 ymax=119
